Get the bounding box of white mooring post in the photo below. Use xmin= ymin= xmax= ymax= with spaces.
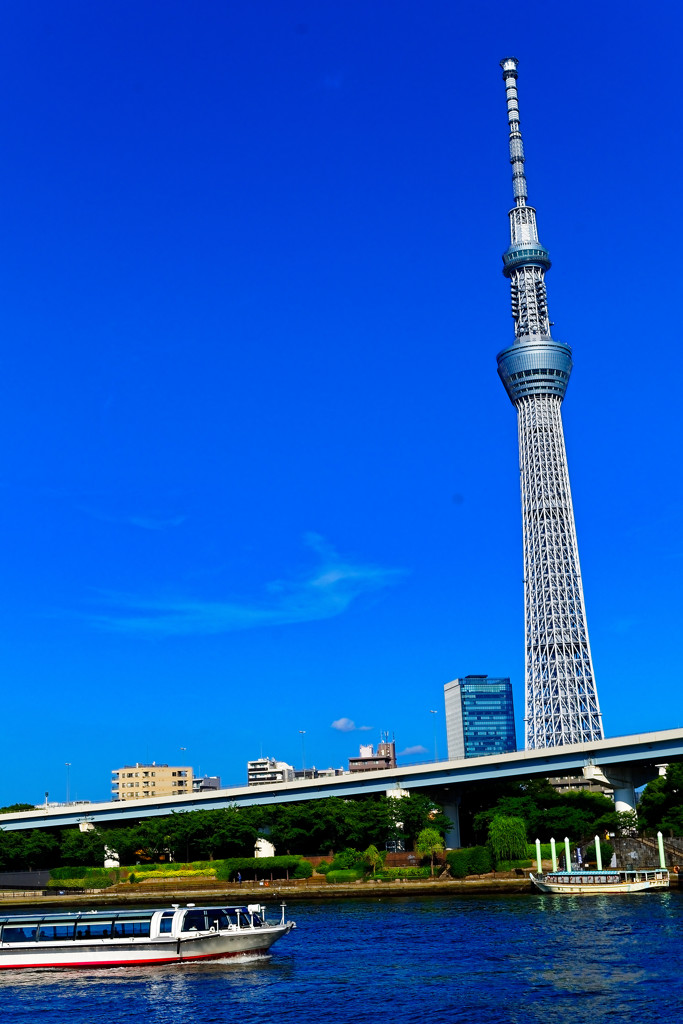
xmin=564 ymin=837 xmax=571 ymax=871
xmin=550 ymin=837 xmax=557 ymax=872
xmin=657 ymin=831 xmax=666 ymax=869
xmin=594 ymin=834 xmax=602 ymax=871
xmin=535 ymin=838 xmax=542 ymax=874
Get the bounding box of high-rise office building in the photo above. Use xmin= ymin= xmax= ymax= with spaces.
xmin=496 ymin=59 xmax=604 ymax=749
xmin=444 ymin=676 xmax=516 ymax=759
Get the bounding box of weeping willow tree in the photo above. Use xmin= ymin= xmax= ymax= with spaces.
xmin=487 ymin=815 xmax=527 ymax=866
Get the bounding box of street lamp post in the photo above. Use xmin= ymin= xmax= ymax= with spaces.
xmin=65 ymin=763 xmax=71 ymax=806
xmin=429 ymin=710 xmax=438 ymax=762
xmin=299 ymin=731 xmax=306 ymax=773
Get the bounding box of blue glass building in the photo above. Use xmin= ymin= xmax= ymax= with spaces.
xmin=444 ymin=676 xmax=516 ymax=759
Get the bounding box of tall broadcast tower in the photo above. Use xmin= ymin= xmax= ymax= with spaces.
xmin=496 ymin=58 xmax=604 ymax=749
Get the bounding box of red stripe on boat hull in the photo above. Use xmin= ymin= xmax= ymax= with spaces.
xmin=0 ymin=948 xmax=270 ymax=971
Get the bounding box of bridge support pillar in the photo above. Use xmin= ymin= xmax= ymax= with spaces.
xmin=583 ymin=763 xmax=637 ymax=814
xmin=442 ymin=795 xmax=461 ymax=849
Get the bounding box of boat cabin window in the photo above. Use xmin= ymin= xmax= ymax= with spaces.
xmin=182 ymin=910 xmax=209 ymax=933
xmin=113 ymin=919 xmax=151 ymax=938
xmin=76 ymin=920 xmax=114 ymax=939
xmin=207 ymin=911 xmax=230 ymax=930
xmin=38 ymin=924 xmax=75 ymax=942
xmin=182 ymin=909 xmax=232 ymax=933
xmin=159 ymin=912 xmax=175 ymax=934
xmin=2 ymin=924 xmax=38 ymax=942
xmin=224 ymin=909 xmax=253 ymax=928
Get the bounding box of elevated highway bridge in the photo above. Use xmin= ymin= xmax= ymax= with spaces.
xmin=2 ymin=728 xmax=682 ymax=848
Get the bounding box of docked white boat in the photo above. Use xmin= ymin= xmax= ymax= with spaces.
xmin=0 ymin=902 xmax=295 ymax=970
xmin=530 ymin=869 xmax=669 ymax=894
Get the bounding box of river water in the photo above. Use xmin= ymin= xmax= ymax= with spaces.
xmin=1 ymin=892 xmax=682 ymax=1023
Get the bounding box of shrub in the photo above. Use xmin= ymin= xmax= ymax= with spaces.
xmin=128 ymin=873 xmax=138 ymax=884
xmin=466 ymin=846 xmax=492 ymax=874
xmin=315 ymin=860 xmax=332 ymax=874
xmin=292 ymin=859 xmax=313 ymax=879
xmin=49 ymin=867 xmax=119 ymax=888
xmin=214 ymin=856 xmax=303 ymax=881
xmin=325 ymin=869 xmax=363 ymax=884
xmin=330 ymin=848 xmax=362 ymax=870
xmin=446 ymin=847 xmax=492 ymax=878
xmin=50 ymin=866 xmax=87 ymax=880
xmin=446 ymin=851 xmax=469 ymax=878
xmin=375 ymin=867 xmax=431 ymax=880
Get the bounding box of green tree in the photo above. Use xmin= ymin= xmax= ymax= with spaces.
xmin=415 ymin=828 xmax=445 ymax=877
xmin=470 ymin=779 xmax=617 ymax=845
xmin=362 ymin=844 xmax=384 ymax=876
xmin=487 ymin=815 xmax=527 ymax=866
xmin=330 ymin=848 xmax=362 ymax=869
xmin=388 ymin=793 xmax=452 ymax=846
xmin=637 ymin=763 xmax=683 ymax=835
xmin=60 ymin=828 xmax=106 ymax=867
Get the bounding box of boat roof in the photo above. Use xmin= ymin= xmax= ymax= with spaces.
xmin=550 ymin=868 xmax=664 ymax=874
xmin=0 ymin=906 xmax=255 ymax=925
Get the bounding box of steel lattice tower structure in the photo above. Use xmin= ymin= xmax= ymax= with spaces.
xmin=496 ymin=58 xmax=604 ymax=749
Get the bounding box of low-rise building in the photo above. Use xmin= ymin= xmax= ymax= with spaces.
xmin=247 ymin=758 xmax=295 ymax=786
xmin=548 ymin=775 xmax=613 ymax=798
xmin=111 ymin=763 xmax=193 ymax=801
xmin=192 ymin=776 xmax=221 ymax=792
xmin=348 ymin=738 xmax=396 ymax=773
xmin=293 ymin=767 xmax=345 ymax=781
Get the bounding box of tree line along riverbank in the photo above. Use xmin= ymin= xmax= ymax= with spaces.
xmin=1 ymin=772 xmax=681 ymax=895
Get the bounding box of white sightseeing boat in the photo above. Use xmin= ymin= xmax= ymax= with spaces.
xmin=0 ymin=902 xmax=295 ymax=970
xmin=530 ymin=869 xmax=669 ymax=895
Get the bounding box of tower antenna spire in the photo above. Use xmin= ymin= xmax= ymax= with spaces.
xmin=500 ymin=57 xmax=527 ymax=207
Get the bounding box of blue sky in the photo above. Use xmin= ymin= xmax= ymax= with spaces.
xmin=0 ymin=1 xmax=681 ymax=805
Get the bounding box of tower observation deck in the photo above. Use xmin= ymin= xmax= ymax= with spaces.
xmin=497 ymin=58 xmax=604 ymax=749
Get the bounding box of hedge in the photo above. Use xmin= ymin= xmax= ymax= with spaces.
xmin=376 ymin=867 xmax=431 ymax=879
xmin=325 ymin=869 xmax=364 ymax=884
xmin=214 ymin=857 xmax=303 ymax=881
xmin=48 ymin=868 xmax=119 ymax=888
xmin=446 ymin=847 xmax=492 ymax=878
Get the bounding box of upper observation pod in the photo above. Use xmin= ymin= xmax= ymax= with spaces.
xmin=502 ymin=240 xmax=551 ymax=278
xmin=496 ymin=56 xmax=571 ymax=401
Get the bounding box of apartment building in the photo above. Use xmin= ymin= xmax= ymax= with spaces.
xmin=111 ymin=762 xmax=194 ymax=801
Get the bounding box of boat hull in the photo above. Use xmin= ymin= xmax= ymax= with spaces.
xmin=0 ymin=924 xmax=293 ymax=971
xmin=530 ymin=870 xmax=669 ymax=895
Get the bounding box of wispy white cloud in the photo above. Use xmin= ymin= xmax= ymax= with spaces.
xmin=331 ymin=718 xmax=374 ymax=733
xmin=398 ymin=745 xmax=428 ymax=757
xmin=87 ymin=534 xmax=405 ymax=636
